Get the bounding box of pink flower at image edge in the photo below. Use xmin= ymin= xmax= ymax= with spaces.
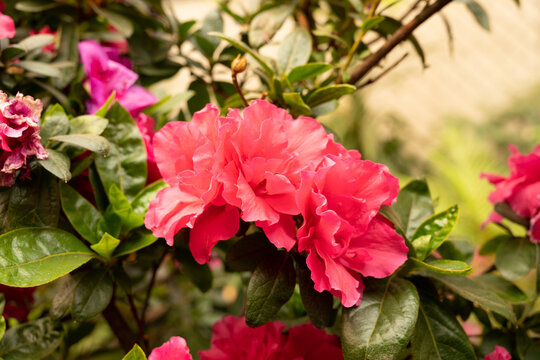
xmin=0 ymin=11 xmax=14 ymax=39
xmin=149 ymin=336 xmax=192 ymax=360
xmin=484 ymin=345 xmax=511 ymax=360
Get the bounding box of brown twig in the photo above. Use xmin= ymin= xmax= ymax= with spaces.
xmin=358 ymin=52 xmax=409 ymax=88
xmin=348 ymin=0 xmax=453 ymax=85
xmin=102 ymin=299 xmax=141 ymax=353
xmin=127 ymin=293 xmax=148 ymax=351
xmin=141 ymin=250 xmax=168 ymax=325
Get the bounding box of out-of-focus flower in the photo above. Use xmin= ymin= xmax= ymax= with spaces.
xmin=149 ymin=336 xmax=192 ymax=360
xmin=0 ymin=284 xmax=36 ymax=321
xmin=0 ymin=11 xmax=14 ymax=39
xmin=30 ymin=26 xmax=56 ymax=53
xmin=481 ymin=145 xmax=540 ymax=242
xmin=297 ymin=154 xmax=407 ymax=307
xmin=102 ymin=25 xmax=130 ymax=56
xmin=0 ymin=92 xmax=48 ymax=186
xmin=136 ymin=113 xmax=161 ymax=184
xmin=484 ymin=345 xmax=511 ymax=360
xmin=78 ymin=40 xmax=156 ymax=118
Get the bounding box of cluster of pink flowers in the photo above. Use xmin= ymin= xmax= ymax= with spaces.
xmin=482 ymin=145 xmax=540 ymax=243
xmin=0 ymin=92 xmax=48 ymax=186
xmin=145 ymin=100 xmax=407 ymax=307
xmin=148 ymin=316 xmax=342 ymax=360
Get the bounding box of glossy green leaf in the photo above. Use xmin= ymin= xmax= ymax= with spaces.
xmin=411 ymin=205 xmax=459 ymax=260
xmin=342 ymin=278 xmax=419 ymax=360
xmin=95 ymin=102 xmax=147 ymax=201
xmin=60 ymin=183 xmax=102 ymax=244
xmin=91 ymin=233 xmax=121 ymax=259
xmin=410 ymin=258 xmax=473 ymax=276
xmin=306 ymin=84 xmax=355 ymax=107
xmin=131 ymin=180 xmax=167 ymax=217
xmin=122 ymin=344 xmax=147 ymax=360
xmin=175 ymin=246 xmax=213 ymax=292
xmin=107 ymin=184 xmax=144 ymax=232
xmin=476 ymin=273 xmax=528 ymax=304
xmin=248 ymin=5 xmax=293 ymax=48
xmin=225 ymin=232 xmax=278 ymax=272
xmin=15 ymin=0 xmax=62 ymax=12
xmin=68 ymin=115 xmax=108 ymax=135
xmin=283 ymin=92 xmax=312 ymax=116
xmin=412 ymin=295 xmax=476 ymax=360
xmin=419 ymin=272 xmax=516 ymax=323
xmin=72 ymin=269 xmax=113 ymax=321
xmin=114 ymin=231 xmax=157 ymax=257
xmin=495 ymin=236 xmax=536 ymax=280
xmin=278 ymin=28 xmax=312 ymax=74
xmin=40 ymin=104 xmax=69 ymax=146
xmin=15 ymin=60 xmax=61 ymax=77
xmin=394 ymin=179 xmax=434 ymax=238
xmin=246 ymin=251 xmax=295 ymax=327
xmin=0 ymin=318 xmax=62 ymax=359
xmin=457 ymin=0 xmax=490 ymax=31
xmin=0 ymin=227 xmax=94 ymax=287
xmin=288 ymin=63 xmax=332 ymax=83
xmin=37 ymin=149 xmax=71 ymax=182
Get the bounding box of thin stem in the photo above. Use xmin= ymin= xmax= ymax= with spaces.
xmin=127 ymin=293 xmax=148 ymax=351
xmin=232 ymin=72 xmax=249 ymax=107
xmin=141 ymin=250 xmax=167 ymax=325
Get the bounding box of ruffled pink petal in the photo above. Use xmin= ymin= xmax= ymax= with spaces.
xmin=149 ymin=336 xmax=192 ymax=360
xmin=0 ymin=12 xmax=15 ymax=39
xmin=118 ymin=85 xmax=157 ymax=118
xmin=256 ymin=215 xmax=296 ymax=251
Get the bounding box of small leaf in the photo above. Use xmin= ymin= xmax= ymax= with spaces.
xmin=0 ymin=318 xmax=62 ymax=359
xmin=114 ymin=231 xmax=157 ymax=257
xmin=122 ymin=344 xmax=147 ymax=360
xmin=394 ymin=179 xmax=434 ymax=239
xmin=95 ymin=92 xmax=116 ymax=117
xmin=175 ymin=246 xmax=213 ymax=292
xmin=495 ymin=236 xmax=536 ymax=280
xmin=15 ymin=60 xmax=62 ymax=78
xmin=278 ymin=27 xmax=312 ymax=74
xmin=306 ymin=84 xmax=356 ymax=107
xmin=15 ymin=0 xmax=62 ymax=12
xmin=411 ymin=205 xmax=459 ymax=260
xmin=37 ymin=149 xmax=71 ymax=182
xmin=0 ymin=227 xmax=94 ymax=287
xmin=246 ymin=251 xmax=296 ymax=327
xmin=72 ymin=269 xmax=113 ymax=321
xmin=51 ymin=134 xmax=110 ymax=156
xmin=16 ymin=34 xmax=55 ymax=52
xmin=361 ymin=16 xmax=385 ymax=32
xmin=288 ymin=63 xmax=332 ymax=83
xmin=225 ymin=232 xmax=278 ymax=272
xmin=410 ymin=258 xmax=473 ymax=276
xmin=476 ymin=273 xmax=528 ymax=304
xmin=91 ymin=233 xmax=121 ymax=259
xmin=457 ymin=0 xmax=490 ymax=31
xmin=107 ymin=184 xmax=144 ymax=233
xmin=60 ymin=183 xmax=103 ymax=244
xmin=40 ymin=104 xmax=69 ymax=146
xmin=342 ymin=278 xmax=419 ymax=360
xmin=131 ymin=180 xmax=167 ymax=217
xmin=248 ymin=5 xmax=293 ymax=48
xmin=68 ymin=115 xmax=108 ymax=135
xmin=283 ymin=92 xmax=312 ymax=116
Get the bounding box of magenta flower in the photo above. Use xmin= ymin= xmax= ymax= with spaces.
xmin=481 ymin=145 xmax=540 ymax=242
xmin=148 ymin=336 xmax=192 ymax=360
xmin=0 ymin=284 xmax=36 ymax=321
xmin=297 ymin=153 xmax=407 ymax=307
xmin=0 ymin=92 xmax=48 ymax=186
xmin=78 ymin=40 xmax=156 ymax=117
xmin=484 ymin=345 xmax=511 ymax=360
xmin=0 ymin=11 xmax=14 ymax=39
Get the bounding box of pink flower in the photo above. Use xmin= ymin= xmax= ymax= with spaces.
xmin=30 ymin=26 xmax=56 ymax=53
xmin=0 ymin=11 xmax=14 ymax=39
xmin=481 ymin=145 xmax=540 ymax=242
xmin=78 ymin=40 xmax=156 ymax=118
xmin=0 ymin=92 xmax=48 ymax=186
xmin=484 ymin=345 xmax=511 ymax=360
xmin=136 ymin=113 xmax=161 ymax=184
xmin=0 ymin=284 xmax=36 ymax=321
xmin=149 ymin=336 xmax=192 ymax=360
xmin=296 ymin=154 xmax=407 ymax=307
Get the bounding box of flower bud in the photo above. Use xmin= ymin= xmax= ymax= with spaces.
xmin=231 ymin=54 xmax=247 ymax=74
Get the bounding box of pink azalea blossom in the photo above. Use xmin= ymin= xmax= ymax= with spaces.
xmin=30 ymin=26 xmax=56 ymax=53
xmin=296 ymin=153 xmax=407 ymax=307
xmin=0 ymin=92 xmax=48 ymax=186
xmin=0 ymin=11 xmax=14 ymax=39
xmin=149 ymin=336 xmax=192 ymax=360
xmin=484 ymin=345 xmax=511 ymax=360
xmin=136 ymin=113 xmax=161 ymax=184
xmin=481 ymin=145 xmax=540 ymax=242
xmin=78 ymin=40 xmax=156 ymax=117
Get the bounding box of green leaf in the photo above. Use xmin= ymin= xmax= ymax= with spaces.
xmin=0 ymin=227 xmax=94 ymax=287
xmin=410 ymin=258 xmax=473 ymax=276
xmin=40 ymin=104 xmax=69 ymax=146
xmin=361 ymin=16 xmax=385 ymax=32
xmin=15 ymin=0 xmax=62 ymax=12
xmin=15 ymin=60 xmax=62 ymax=78
xmin=283 ymin=92 xmax=312 ymax=116
xmin=342 ymin=278 xmax=419 ymax=360
xmin=37 ymin=149 xmax=71 ymax=182
xmin=68 ymin=115 xmax=108 ymax=135
xmin=1 ymin=45 xmax=25 ymax=62
xmin=457 ymin=0 xmax=490 ymax=31
xmin=225 ymin=232 xmax=278 ymax=272
xmin=95 ymin=92 xmax=116 ymax=117
xmin=107 ymin=184 xmax=144 ymax=232
xmin=92 ymin=6 xmax=134 ymax=37
xmin=114 ymin=231 xmax=157 ymax=257
xmin=16 ymin=34 xmax=55 ymax=52
xmin=476 ymin=273 xmax=528 ymax=304
xmin=516 ymin=329 xmax=540 ymax=360
xmin=306 ymin=84 xmax=356 ymax=107
xmin=175 ymin=246 xmax=213 ymax=292
xmin=50 ymin=274 xmax=82 ymax=320
xmin=495 ymin=236 xmax=536 ymax=280
xmin=91 ymin=233 xmax=121 ymax=259
xmin=131 ymin=180 xmax=167 ymax=217
xmin=72 ymin=269 xmax=113 ymax=321
xmin=60 ymin=183 xmax=102 ymax=244
xmin=51 ymin=134 xmax=110 ymax=156
xmin=0 ymin=318 xmax=62 ymax=359
xmin=209 ymin=32 xmax=275 ymax=77
xmin=419 ymin=272 xmax=516 ymax=323
xmin=248 ymin=5 xmax=293 ymax=48
xmin=297 ymin=256 xmax=334 ymax=329
xmin=479 ymin=235 xmax=510 ymax=255
xmin=394 ymin=179 xmax=434 ymax=239
xmin=122 ymin=344 xmax=147 ymax=360
xmin=278 ymin=28 xmax=312 ymax=74
xmin=245 ymin=251 xmax=296 ymax=327
xmin=411 ymin=205 xmax=459 ymax=260
xmin=54 ymin=21 xmax=79 ymax=89
xmin=288 ymin=63 xmax=332 ymax=83
xmin=412 ymin=295 xmax=476 ymax=360
xmin=95 ymin=102 xmax=147 ymax=201
xmin=0 ymin=316 xmax=4 ymax=341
